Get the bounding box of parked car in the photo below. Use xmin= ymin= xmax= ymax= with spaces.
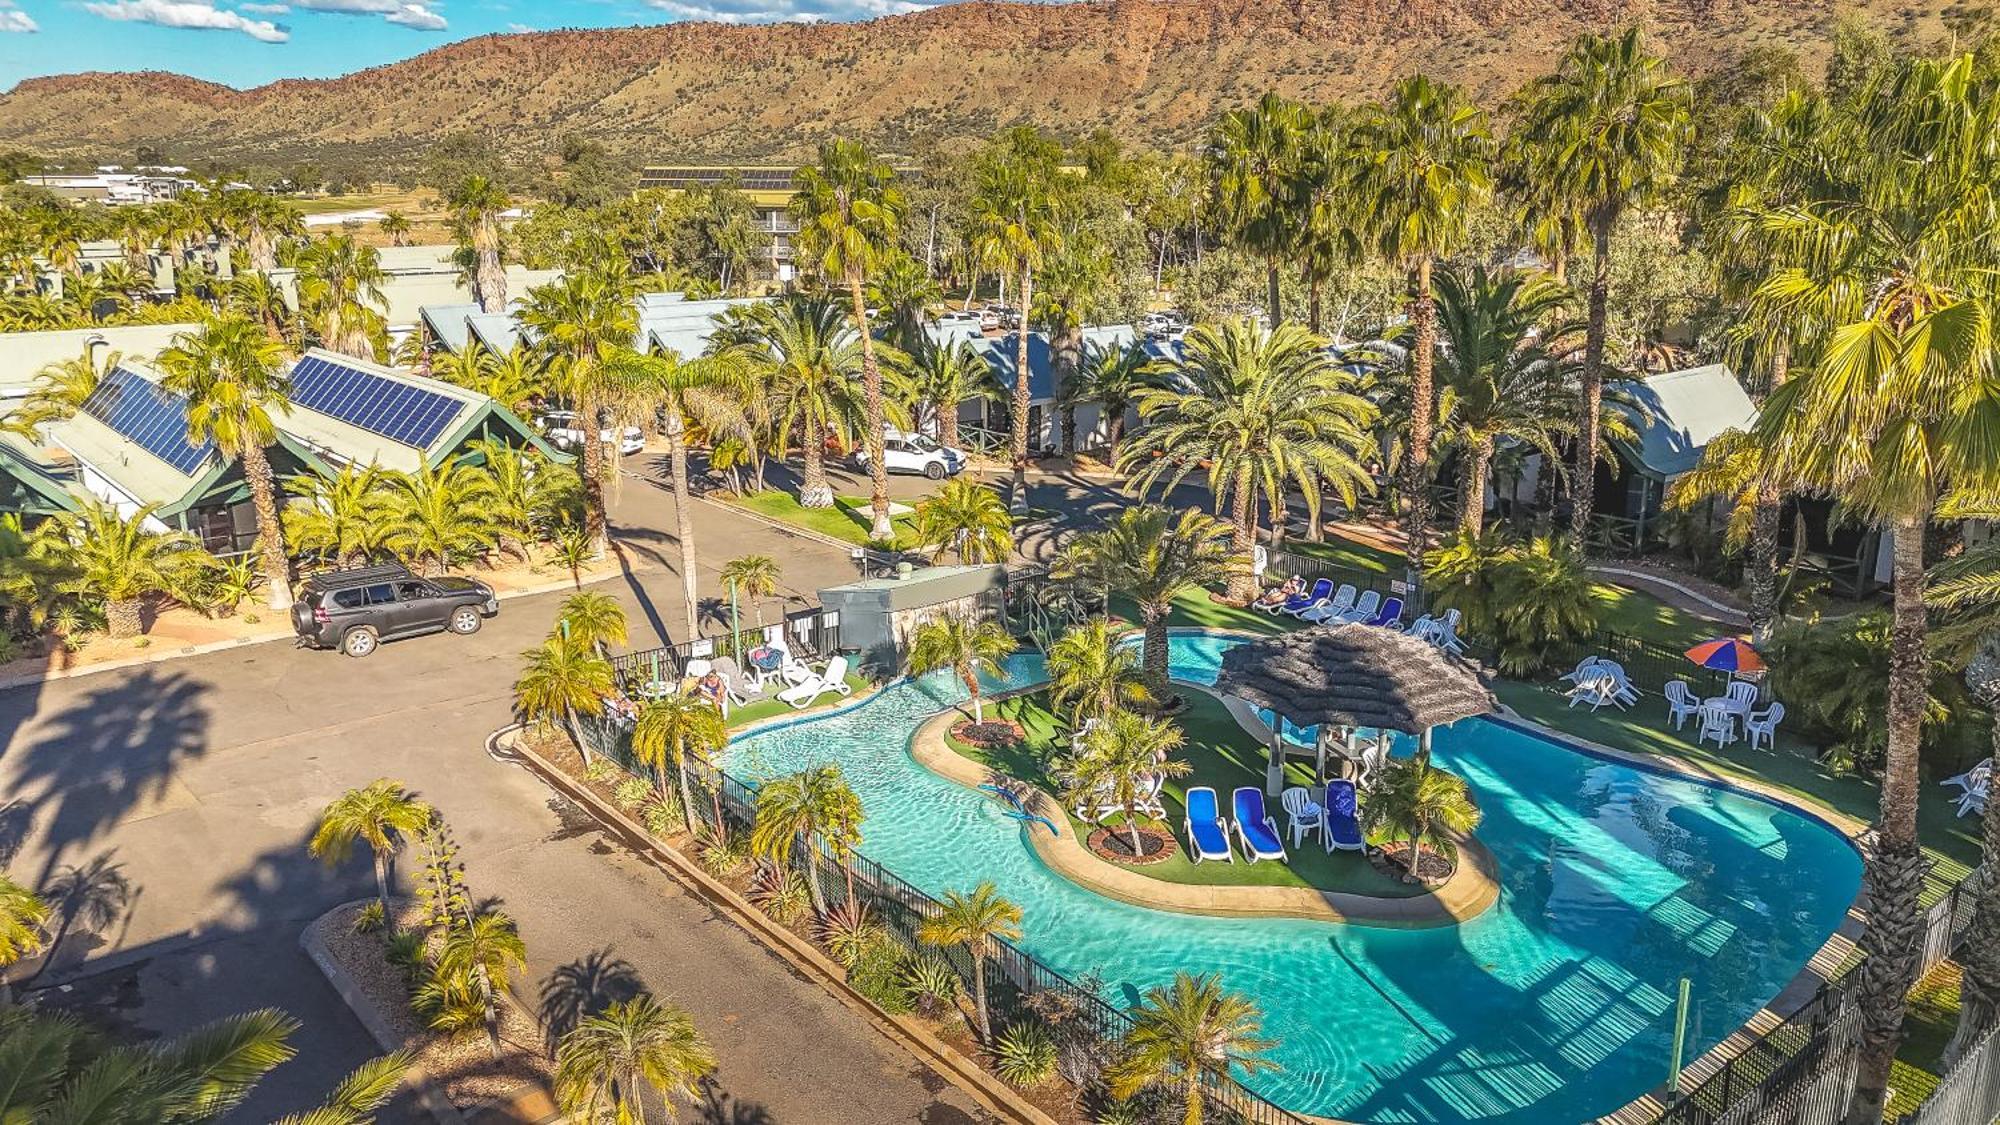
xmin=539 ymin=410 xmax=644 ymax=456
xmin=854 ymin=427 xmax=967 ymax=480
xmin=292 ymin=563 xmax=500 ymax=658
xmin=1140 ymin=311 xmax=1186 ymax=339
xmin=978 ymin=308 xmax=1001 ymax=332
xmin=935 ymin=310 xmax=983 ymax=333
xmin=992 ymin=306 xmax=1023 ymax=331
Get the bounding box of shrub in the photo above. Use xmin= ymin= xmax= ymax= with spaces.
xmin=992 ymin=1020 xmax=1059 ymax=1088
xmin=817 ymin=902 xmax=887 ymax=971
xmin=383 ymin=929 xmax=428 ymax=984
xmin=584 ymin=758 xmax=622 ymax=784
xmin=639 ymin=794 xmax=685 ymax=837
xmin=1426 ymin=532 xmax=1598 ymax=675
xmin=612 ymin=777 xmax=651 ymax=810
xmin=749 ymin=863 xmax=811 ymax=924
xmin=698 ymin=833 xmax=749 ymax=877
xmin=412 ymin=962 xmax=484 ymax=1036
xmin=1767 ymin=612 xmax=1976 ymax=775
xmin=849 ymin=940 xmax=912 ymax=1014
xmin=352 ymin=900 xmax=387 ymax=934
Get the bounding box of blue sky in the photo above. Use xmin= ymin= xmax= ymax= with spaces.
xmin=0 ymin=0 xmax=945 ymax=90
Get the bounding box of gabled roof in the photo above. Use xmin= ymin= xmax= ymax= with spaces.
xmin=1610 ymin=364 xmax=1758 ymax=481
xmin=280 ymin=348 xmax=560 ymax=471
xmin=0 ymin=323 xmax=199 ymax=393
xmin=418 ymin=304 xmax=482 ymax=352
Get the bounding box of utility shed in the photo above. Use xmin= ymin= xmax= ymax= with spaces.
xmin=818 ymin=565 xmax=1007 ymax=666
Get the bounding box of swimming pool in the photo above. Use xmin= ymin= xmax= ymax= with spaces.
xmin=721 ymin=631 xmax=1861 ymax=1122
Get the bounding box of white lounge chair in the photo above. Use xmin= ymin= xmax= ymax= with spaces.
xmin=1406 ymin=615 xmax=1440 ymax=645
xmin=1568 ymin=678 xmax=1617 ymax=711
xmin=1301 ymin=584 xmax=1358 ymax=623
xmin=778 ymin=655 xmax=852 ymax=710
xmin=1435 ymin=608 xmax=1468 ymax=655
xmin=1958 ymin=777 xmax=1989 ymax=818
xmin=1280 ymin=786 xmax=1325 ymax=848
xmin=1333 ymin=590 xmax=1381 ymax=626
xmin=1560 ymin=657 xmax=1607 ymax=684
xmin=1945 ymin=759 xmax=1993 ymax=795
xmin=1664 ymin=680 xmax=1701 ymax=730
xmin=1744 ymin=701 xmax=1785 ymax=751
xmin=1598 ymin=664 xmax=1641 ymax=708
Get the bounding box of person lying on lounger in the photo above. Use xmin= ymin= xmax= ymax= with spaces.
xmin=1253 ymin=575 xmax=1303 ymax=609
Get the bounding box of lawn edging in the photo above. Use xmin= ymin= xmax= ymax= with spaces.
xmin=491 ymin=724 xmax=1058 ymax=1125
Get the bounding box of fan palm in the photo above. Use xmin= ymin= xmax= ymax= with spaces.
xmin=521 ymin=269 xmax=639 ymax=554
xmin=438 ymin=910 xmax=528 ymax=1059
xmin=309 ymin=780 xmax=433 ymax=915
xmin=632 ymin=692 xmax=728 ymax=836
xmin=714 ymin=295 xmax=869 ymax=509
xmin=911 ymin=478 xmax=1012 ymax=564
xmin=554 ymin=994 xmax=716 ymax=1125
xmin=866 ymin=250 xmax=942 ymax=349
xmin=514 ymin=632 xmax=616 ymax=761
xmin=1207 ymin=92 xmax=1312 ymax=327
xmin=0 ymin=873 xmax=48 ymax=1002
xmin=1362 ymin=757 xmax=1482 ymax=881
xmin=905 ymin=336 xmax=1000 ymax=450
xmin=904 ymin=611 xmax=1015 ymax=723
xmin=1510 ymin=28 xmax=1690 ymax=539
xmin=1121 ymin=319 xmax=1376 ymax=599
xmin=1033 ymin=234 xmax=1110 ymax=455
xmin=1104 ymin=971 xmax=1278 ymax=1125
xmin=225 ymin=271 xmax=294 ymax=343
xmin=1055 ymin=506 xmax=1234 ymax=696
xmin=379 ymin=457 xmax=500 ymax=573
xmin=556 ymin=590 xmax=628 ymax=655
xmin=379 ymin=211 xmax=412 ymax=247
xmin=1072 ymin=709 xmax=1191 ymax=857
xmin=748 ymin=764 xmax=863 ymax=919
xmin=156 ymin=313 xmax=296 ymax=609
xmin=445 ymin=174 xmax=511 ymax=313
xmin=0 ymin=1004 xmax=299 ymax=1122
xmin=1056 ymin=340 xmax=1150 ymax=462
xmin=1045 ymin=619 xmax=1151 ymax=724
xmin=292 ymin=233 xmax=388 ymax=361
xmin=54 ymin=500 xmax=205 ymax=638
xmin=968 ymin=126 xmax=1066 ymax=495
xmin=916 ymin=881 xmax=1022 ymax=1043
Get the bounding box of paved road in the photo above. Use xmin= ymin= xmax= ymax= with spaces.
xmin=0 ymin=476 xmax=992 ymax=1124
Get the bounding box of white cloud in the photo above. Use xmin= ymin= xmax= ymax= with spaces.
xmin=84 ymin=0 xmax=288 ymax=41
xmin=643 ymin=0 xmax=928 ymax=21
xmin=239 ymin=2 xmax=289 ymax=11
xmin=383 ymin=2 xmax=444 ymax=27
xmin=0 ymin=2 xmax=35 ymax=33
xmin=505 ymin=19 xmax=530 ymax=30
xmin=286 ymin=0 xmax=444 ymax=29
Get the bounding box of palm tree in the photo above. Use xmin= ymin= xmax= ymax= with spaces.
xmin=1056 ymin=340 xmax=1150 ymax=462
xmin=379 ymin=457 xmax=501 ymax=573
xmin=549 ymin=524 xmax=594 ymax=591
xmin=632 ymin=692 xmax=728 ymax=836
xmin=0 ymin=873 xmax=48 ymax=1003
xmin=445 ymin=174 xmax=511 ymax=314
xmin=554 ymin=994 xmax=717 ymax=1125
xmin=1511 ymin=28 xmax=1690 ymax=540
xmin=225 ymin=272 xmax=294 ymax=342
xmin=157 ymin=313 xmax=296 ymax=609
xmin=911 ymin=478 xmax=1012 ymax=564
xmin=438 ymin=909 xmax=529 ymax=1059
xmin=969 ymin=126 xmax=1066 ymax=497
xmin=309 ymin=780 xmax=433 ymax=915
xmin=0 ymin=1004 xmax=299 ymax=1122
xmin=867 ymin=250 xmax=942 ymax=349
xmin=905 ymin=336 xmax=1000 ymax=450
xmin=1045 ymin=618 xmax=1150 ymax=725
xmin=283 ymin=464 xmax=384 ymax=568
xmin=792 ymin=139 xmax=906 ymax=541
xmin=1104 ymin=971 xmax=1279 ymax=1125
xmin=1664 ymin=431 xmax=1785 ymax=642
xmin=1731 ymin=54 xmax=2000 ymax=1123
xmin=19 ymin=345 xmax=115 ymax=430
xmin=916 ymin=881 xmax=1022 ymax=1044
xmin=1427 ymin=266 xmax=1579 ymax=537
xmin=1351 ymin=75 xmax=1493 ymax=571
xmin=1072 ymin=709 xmax=1191 ymax=857
xmin=904 ymin=612 xmax=1015 ymax=723
xmin=292 ymin=233 xmax=388 ymax=361
xmin=1055 ymin=506 xmax=1234 ymax=697
xmin=268 ymin=1052 xmax=412 ymax=1125
xmin=379 ymin=210 xmax=412 ymax=247
xmin=1362 ymin=757 xmax=1482 ymax=881
xmin=719 ymin=554 xmax=782 ymax=630
xmin=514 ymin=632 xmax=616 ymax=762
xmin=1121 ymin=320 xmax=1375 ymax=599
xmin=715 ymin=295 xmax=868 ymax=509
xmin=1208 ymin=92 xmax=1311 ymax=328
xmin=55 ymin=500 xmax=205 ymax=638
xmin=1034 ymin=235 xmax=1110 ymax=455
xmin=522 ymin=270 xmax=639 ymax=554
xmin=748 ymin=764 xmax=863 ymax=919
xmin=557 ymin=590 xmax=628 ymax=655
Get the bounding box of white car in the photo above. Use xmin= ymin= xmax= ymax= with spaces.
xmin=539 ymin=411 xmax=645 ymax=456
xmin=854 ymin=429 xmax=967 ymax=480
xmin=978 ymin=308 xmax=1001 ymax=332
xmin=935 ymin=311 xmax=982 ymax=333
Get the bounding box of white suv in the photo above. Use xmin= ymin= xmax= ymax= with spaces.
xmin=854 ymin=428 xmax=967 ymax=480
xmin=539 ymin=411 xmax=645 ymax=456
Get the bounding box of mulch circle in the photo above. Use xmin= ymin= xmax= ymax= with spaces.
xmin=1369 ymin=840 xmax=1456 ymax=887
xmin=951 ymin=718 xmax=1026 ymax=749
xmin=1087 ymin=825 xmax=1180 ymax=866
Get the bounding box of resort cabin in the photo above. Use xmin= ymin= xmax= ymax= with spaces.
xmin=276 ymin=244 xmax=562 ymax=346
xmin=952 ymin=325 xmax=1161 ymax=454
xmin=417 ymin=291 xmax=765 ymax=364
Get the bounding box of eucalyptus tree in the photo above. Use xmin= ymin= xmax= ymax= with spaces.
xmin=1510 ymin=28 xmax=1690 ymax=540
xmin=791 ymin=139 xmax=907 ymax=540
xmin=969 ymin=126 xmax=1067 ymax=496
xmin=1207 ymin=92 xmax=1311 ymax=328
xmin=1350 ymin=75 xmax=1493 ymax=575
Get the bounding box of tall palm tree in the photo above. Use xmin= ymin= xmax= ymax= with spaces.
xmin=557 ymin=590 xmax=628 ymax=655
xmin=521 ymin=269 xmax=638 ymax=554
xmin=283 ymin=464 xmax=384 ymax=568
xmin=0 ymin=873 xmax=48 ymax=1003
xmin=0 ymin=1004 xmax=299 ymax=1122
xmin=1733 ymin=54 xmax=2000 ymax=1123
xmin=1072 ymin=709 xmax=1191 ymax=857
xmin=904 ymin=612 xmax=1015 ymax=723
xmin=292 ymin=234 xmax=388 ymax=361
xmin=748 ymin=764 xmax=863 ymax=919
xmin=445 ymin=174 xmax=511 ymax=314
xmin=867 ymin=250 xmax=942 ymax=350
xmin=379 ymin=457 xmax=500 ymax=573
xmin=715 ymin=295 xmax=869 ymax=509
xmin=1208 ymin=92 xmax=1311 ymax=328
xmin=905 ymin=336 xmax=1000 ymax=450
xmin=916 ymin=881 xmax=1022 ymax=1044
xmin=1056 ymin=340 xmax=1151 ymax=462
xmin=1033 ymin=235 xmax=1109 ymax=455
xmin=719 ymin=554 xmax=781 ymax=629
xmin=792 ymin=139 xmax=906 ymax=541
xmin=1427 ymin=266 xmax=1579 ymax=536
xmin=1510 ymin=28 xmax=1690 ymax=540
xmin=1121 ymin=320 xmax=1376 ymax=599
xmin=1054 ymin=506 xmax=1235 ymax=696
xmin=157 ymin=313 xmax=296 ymax=610
xmin=309 ymin=780 xmax=433 ymax=915
xmin=379 ymin=211 xmax=412 ymax=248
xmin=225 ymin=272 xmax=294 ymax=343
xmin=1104 ymin=971 xmax=1279 ymax=1125
xmin=554 ymin=994 xmax=716 ymax=1125
xmin=438 ymin=909 xmax=528 ymax=1059
xmin=910 ymin=478 xmax=1013 ymax=564
xmin=55 ymin=500 xmax=205 ymax=639
xmin=632 ymin=692 xmax=728 ymax=836
xmin=1045 ymin=618 xmax=1150 ymax=724
xmin=514 ymin=632 xmax=616 ymax=762
xmin=1351 ymin=75 xmax=1493 ymax=573
xmin=1291 ymin=105 xmax=1363 ymax=335
xmin=969 ymin=126 xmax=1066 ymax=497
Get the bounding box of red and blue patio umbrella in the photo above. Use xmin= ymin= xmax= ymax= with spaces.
xmin=1685 ymin=638 xmax=1764 ymax=674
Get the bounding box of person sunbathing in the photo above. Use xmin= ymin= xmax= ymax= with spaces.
xmin=1253 ymin=575 xmax=1304 ymax=609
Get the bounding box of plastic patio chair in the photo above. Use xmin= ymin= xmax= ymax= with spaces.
xmin=1744 ymin=701 xmax=1786 ymax=751
xmin=1280 ymin=786 xmax=1325 ymax=848
xmin=1664 ymin=680 xmax=1701 ymax=730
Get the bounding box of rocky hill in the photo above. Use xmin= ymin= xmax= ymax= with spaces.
xmin=0 ymin=0 xmax=1937 ymax=167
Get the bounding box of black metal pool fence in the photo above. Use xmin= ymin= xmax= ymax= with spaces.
xmin=607 ymin=606 xmax=843 ymax=691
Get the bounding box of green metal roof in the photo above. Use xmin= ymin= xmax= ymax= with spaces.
xmin=1609 ymin=364 xmax=1758 ymax=481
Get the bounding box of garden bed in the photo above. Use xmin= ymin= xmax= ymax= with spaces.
xmin=1368 ymin=841 xmax=1456 ymax=887
xmin=952 ymin=718 xmax=1026 ymax=749
xmin=1085 ymin=825 xmax=1178 ymax=866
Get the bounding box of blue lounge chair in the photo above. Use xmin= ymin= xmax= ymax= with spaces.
xmin=1183 ymin=786 xmax=1234 ymax=863
xmin=1231 ymin=787 xmax=1288 ymax=863
xmin=1365 ymin=596 xmax=1405 ymax=629
xmin=1323 ymin=780 xmax=1365 ymax=852
xmin=1281 ymin=578 xmax=1333 ymax=617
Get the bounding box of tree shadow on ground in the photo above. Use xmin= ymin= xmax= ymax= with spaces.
xmin=537 ymin=947 xmax=643 ymax=1052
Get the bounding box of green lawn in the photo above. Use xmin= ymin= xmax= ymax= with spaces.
xmin=725 ymin=671 xmax=873 ymax=730
xmin=1889 ymin=961 xmax=1963 ymax=1118
xmin=948 ymin=688 xmax=1425 ymax=898
xmin=1272 ymin=536 xmax=1400 ymax=574
xmin=729 ymin=490 xmax=919 ymax=550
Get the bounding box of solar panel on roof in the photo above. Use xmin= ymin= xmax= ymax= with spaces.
xmin=80 ymin=366 xmax=215 ymax=475
xmin=287 ymin=353 xmax=467 ymax=449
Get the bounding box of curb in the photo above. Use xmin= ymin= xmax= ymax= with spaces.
xmin=695 ymin=493 xmax=862 ymax=554
xmin=493 ymin=725 xmax=1053 ymax=1125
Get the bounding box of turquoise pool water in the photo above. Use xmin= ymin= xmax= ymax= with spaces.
xmin=720 ymin=631 xmax=1861 ymax=1122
